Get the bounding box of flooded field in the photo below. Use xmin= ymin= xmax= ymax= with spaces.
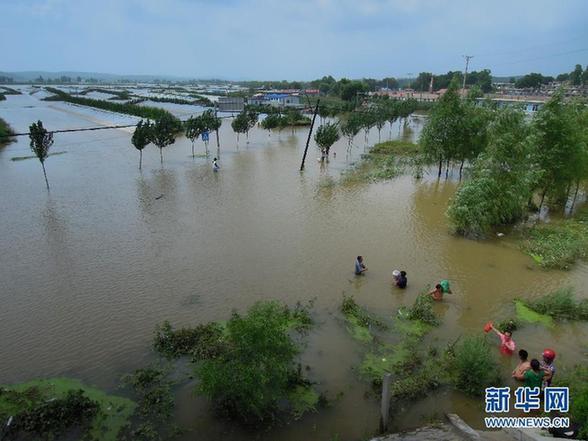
xmin=1 ymin=91 xmax=587 ymax=441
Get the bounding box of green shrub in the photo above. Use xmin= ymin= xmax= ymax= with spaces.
xmin=556 ymin=366 xmax=588 ymax=439
xmin=523 ymin=221 xmax=588 ymax=269
xmin=523 ymin=287 xmax=588 ymax=321
xmin=496 ymin=318 xmax=519 ymax=333
xmin=194 ymin=301 xmax=311 ymax=424
xmin=8 ymin=390 xmax=99 ymax=440
xmin=452 ymin=336 xmax=500 ymax=396
xmin=153 ymin=321 xmax=226 ymax=360
xmin=404 ymin=294 xmax=439 ymax=326
xmin=341 ymin=295 xmax=387 ymax=329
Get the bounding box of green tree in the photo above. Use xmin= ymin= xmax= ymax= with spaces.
xmin=261 ymin=113 xmax=280 ymax=135
xmin=150 ymin=113 xmax=179 ymax=164
xmin=131 ymin=120 xmax=151 ymax=170
xmin=531 ymin=92 xmax=584 ymax=209
xmin=447 ymin=107 xmax=534 ymax=237
xmin=570 ymin=64 xmax=583 ymax=86
xmin=515 ymin=73 xmax=547 ymax=89
xmin=341 ymin=112 xmax=362 ymax=149
xmin=231 ymin=111 xmax=249 ymax=143
xmin=314 ymin=122 xmax=340 ymax=160
xmin=29 ymin=120 xmax=54 ymax=189
xmin=340 ymin=81 xmax=366 ymax=101
xmin=184 ymin=116 xmax=205 ymax=158
xmin=195 ymin=301 xmax=300 ymax=424
xmin=201 ymin=109 xmax=222 ymax=150
xmin=420 ymin=78 xmax=465 ymax=178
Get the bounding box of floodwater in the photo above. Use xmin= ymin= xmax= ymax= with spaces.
xmin=1 ymin=91 xmax=587 ymax=441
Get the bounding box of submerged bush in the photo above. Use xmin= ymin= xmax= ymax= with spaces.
xmin=452 ymin=336 xmax=500 ymax=396
xmin=7 ymin=390 xmax=99 ymax=440
xmin=523 ymin=220 xmax=588 ymax=269
xmin=153 ymin=321 xmax=226 ymax=360
xmin=341 ymin=295 xmax=387 ymax=329
xmin=195 ymin=301 xmax=313 ymax=425
xmin=524 ymin=287 xmax=588 ymax=321
xmin=404 ymin=294 xmax=439 ymax=326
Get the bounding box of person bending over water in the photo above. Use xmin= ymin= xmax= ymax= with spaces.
xmin=355 ymin=256 xmax=367 ymax=275
xmin=429 ymin=284 xmax=444 ymax=301
xmin=213 ymin=157 xmax=220 ymax=172
xmin=490 ymin=324 xmax=516 ymax=355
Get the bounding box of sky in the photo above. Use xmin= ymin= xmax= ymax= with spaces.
xmin=2 ymin=0 xmax=588 ymax=80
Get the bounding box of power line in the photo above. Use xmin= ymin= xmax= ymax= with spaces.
xmin=491 ymin=47 xmax=588 ymax=68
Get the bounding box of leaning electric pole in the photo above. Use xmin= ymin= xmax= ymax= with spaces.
xmin=462 ymin=55 xmax=474 ymax=91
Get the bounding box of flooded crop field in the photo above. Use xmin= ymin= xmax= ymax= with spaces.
xmin=1 ymin=88 xmax=587 ymax=441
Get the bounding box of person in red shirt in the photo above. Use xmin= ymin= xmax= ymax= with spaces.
xmin=490 ymin=324 xmax=516 ymax=355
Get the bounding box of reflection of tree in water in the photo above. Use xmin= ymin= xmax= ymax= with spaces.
xmin=41 ymin=197 xmax=74 ymax=286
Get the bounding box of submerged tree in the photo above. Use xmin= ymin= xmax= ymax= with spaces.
xmin=261 ymin=113 xmax=280 ymax=135
xmin=246 ymin=110 xmax=258 ymax=140
xmin=231 ymin=111 xmax=249 ymax=143
xmin=151 ymin=113 xmax=179 ymax=164
xmin=29 ymin=120 xmax=54 ymax=189
xmin=201 ymin=109 xmax=222 ymax=150
xmin=184 ymin=115 xmax=205 ymax=158
xmin=314 ymin=122 xmax=340 ymax=160
xmin=530 ymin=92 xmax=585 ymax=210
xmin=447 ymin=107 xmax=534 ymax=238
xmin=420 ymin=78 xmax=467 ymax=178
xmin=131 ymin=119 xmax=152 ymax=170
xmin=340 ymin=112 xmax=362 ymax=149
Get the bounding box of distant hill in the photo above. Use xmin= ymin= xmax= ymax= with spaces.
xmin=0 ymin=71 xmax=196 ymax=83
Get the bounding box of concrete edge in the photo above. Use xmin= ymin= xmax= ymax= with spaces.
xmin=445 ymin=413 xmax=481 ymax=440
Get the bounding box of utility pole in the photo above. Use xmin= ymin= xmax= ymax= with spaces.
xmin=300 ymin=99 xmax=320 ymax=171
xmin=462 ymin=55 xmax=474 ymax=91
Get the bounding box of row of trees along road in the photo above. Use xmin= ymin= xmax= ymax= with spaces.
xmin=28 ymin=97 xmax=417 ymax=188
xmin=131 ymin=110 xmax=222 ymax=168
xmin=421 ymin=78 xmax=588 ymax=238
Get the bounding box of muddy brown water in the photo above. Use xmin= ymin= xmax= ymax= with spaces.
xmin=1 ymin=90 xmax=587 ymax=441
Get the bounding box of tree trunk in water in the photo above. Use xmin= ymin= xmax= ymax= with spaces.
xmin=459 ymin=159 xmax=465 ymax=181
xmin=191 ymin=141 xmax=195 ymax=158
xmin=160 ymin=147 xmax=163 ymax=164
xmin=139 ymin=150 xmax=142 ymax=170
xmin=570 ymin=180 xmax=580 ymax=212
xmin=438 ymin=158 xmax=443 ymax=178
xmin=445 ymin=159 xmax=450 ymax=179
xmin=378 ymin=130 xmax=381 ymax=143
xmin=539 ymin=189 xmax=547 ymax=212
xmin=215 ymin=129 xmax=220 ymax=150
xmin=41 ymin=161 xmax=49 ymax=190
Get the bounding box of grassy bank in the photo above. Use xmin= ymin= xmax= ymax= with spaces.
xmin=521 ymin=206 xmax=588 ymax=269
xmin=0 ymin=378 xmax=135 ymax=441
xmin=43 ymin=87 xmax=178 ymax=121
xmin=342 ymin=140 xmax=421 ymax=184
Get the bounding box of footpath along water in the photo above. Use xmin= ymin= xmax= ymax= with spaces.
xmin=0 ymin=90 xmax=587 ymax=441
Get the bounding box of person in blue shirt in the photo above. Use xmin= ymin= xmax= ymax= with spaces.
xmin=355 ymin=256 xmax=367 ymax=275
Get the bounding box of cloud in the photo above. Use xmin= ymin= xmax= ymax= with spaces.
xmin=1 ymin=0 xmax=587 ymax=79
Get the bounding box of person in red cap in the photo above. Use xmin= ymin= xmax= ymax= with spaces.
xmin=541 ymin=348 xmax=556 ymax=387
